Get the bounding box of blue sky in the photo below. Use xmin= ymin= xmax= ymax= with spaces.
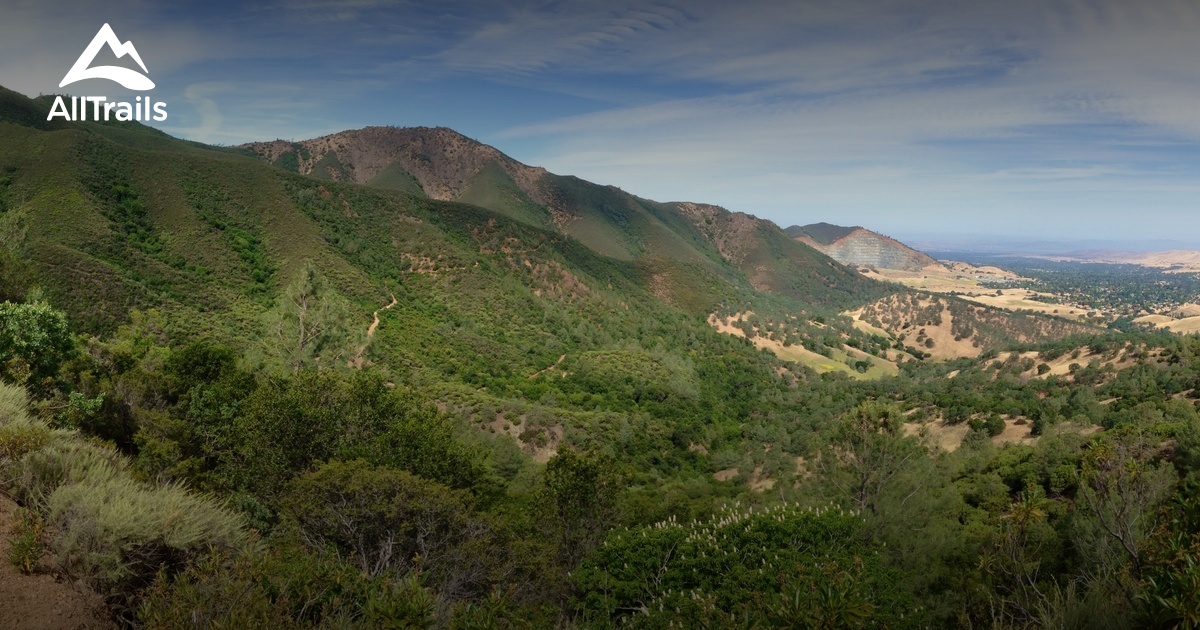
xmin=2 ymin=0 xmax=1199 ymax=247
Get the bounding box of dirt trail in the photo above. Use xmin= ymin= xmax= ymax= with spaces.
xmin=0 ymin=495 xmax=113 ymax=629
xmin=367 ymin=294 xmax=398 ymax=339
xmin=352 ymin=294 xmax=398 ymax=368
xmin=529 ymin=354 xmax=567 ymax=379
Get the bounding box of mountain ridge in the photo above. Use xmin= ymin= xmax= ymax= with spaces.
xmin=0 ymin=84 xmax=1096 ymax=385
xmin=239 ymin=125 xmax=889 ymax=312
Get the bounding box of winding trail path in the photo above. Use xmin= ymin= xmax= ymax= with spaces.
xmin=353 ymin=294 xmax=398 ymax=368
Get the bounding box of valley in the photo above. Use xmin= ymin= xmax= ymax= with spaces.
xmin=2 ymin=84 xmax=1200 ymax=627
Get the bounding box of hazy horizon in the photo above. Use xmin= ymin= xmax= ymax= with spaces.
xmin=3 ymin=0 xmax=1199 ymax=246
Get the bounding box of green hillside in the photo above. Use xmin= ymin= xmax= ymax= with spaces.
xmin=240 ymin=128 xmax=889 ymax=315
xmin=7 ymin=85 xmax=1195 ymax=628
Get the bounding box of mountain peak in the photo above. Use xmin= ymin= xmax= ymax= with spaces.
xmin=239 ymin=126 xmax=546 ymax=202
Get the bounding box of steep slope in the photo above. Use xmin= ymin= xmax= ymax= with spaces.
xmin=241 ymin=128 xmax=887 ymax=312
xmin=788 ymin=223 xmax=940 ymax=272
xmin=2 ymin=87 xmax=879 ymax=471
xmin=674 ymin=203 xmax=883 ymax=308
xmin=0 ymin=83 xmax=1102 ymax=407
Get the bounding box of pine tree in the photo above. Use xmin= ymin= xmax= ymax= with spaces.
xmin=262 ymin=262 xmax=362 ymax=372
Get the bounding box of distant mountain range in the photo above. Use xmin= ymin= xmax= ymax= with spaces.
xmin=785 ymin=222 xmax=939 ymax=272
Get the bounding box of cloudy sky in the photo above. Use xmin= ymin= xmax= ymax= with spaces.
xmin=2 ymin=0 xmax=1199 ymax=247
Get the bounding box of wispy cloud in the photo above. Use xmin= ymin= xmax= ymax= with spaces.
xmin=2 ymin=0 xmax=1198 ymax=241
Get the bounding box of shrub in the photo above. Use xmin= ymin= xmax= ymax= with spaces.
xmin=0 ymin=300 xmax=75 ymax=387
xmin=6 ymin=506 xmax=44 ymax=574
xmin=0 ymin=418 xmax=57 ymax=462
xmin=362 ymin=574 xmax=437 ymax=628
xmin=8 ymin=438 xmax=125 ymax=508
xmin=0 ymin=380 xmax=30 ymax=422
xmin=139 ymin=534 xmax=438 ymax=629
xmin=281 ymin=460 xmax=495 ymax=600
xmin=0 ymin=387 xmax=253 ymax=619
xmin=575 ymin=502 xmax=921 ymax=627
xmin=46 ymin=476 xmax=250 ymax=597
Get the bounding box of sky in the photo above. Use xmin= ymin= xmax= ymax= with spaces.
xmin=2 ymin=0 xmax=1199 ymax=248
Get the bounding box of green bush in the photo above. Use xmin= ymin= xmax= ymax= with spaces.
xmin=0 ymin=380 xmax=30 ymax=422
xmin=139 ymin=534 xmax=438 ymax=629
xmin=46 ymin=475 xmax=250 ymax=599
xmin=282 ymin=460 xmax=495 ymax=600
xmin=575 ymin=502 xmax=923 ymax=627
xmin=9 ymin=438 xmax=126 ymax=507
xmin=6 ymin=506 xmax=44 ymax=574
xmin=0 ymin=417 xmax=57 ymax=462
xmin=0 ymin=300 xmax=75 ymax=387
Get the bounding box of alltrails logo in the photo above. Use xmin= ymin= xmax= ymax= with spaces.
xmin=47 ymin=24 xmax=168 ymax=122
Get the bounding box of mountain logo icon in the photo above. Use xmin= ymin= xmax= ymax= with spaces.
xmin=59 ymin=24 xmax=155 ymax=91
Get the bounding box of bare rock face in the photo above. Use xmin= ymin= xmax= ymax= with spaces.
xmin=787 ymin=223 xmax=939 ymax=272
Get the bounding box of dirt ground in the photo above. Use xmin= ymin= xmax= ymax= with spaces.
xmin=0 ymin=495 xmax=114 ymax=630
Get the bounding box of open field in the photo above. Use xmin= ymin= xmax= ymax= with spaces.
xmin=904 ymin=417 xmax=1100 ymax=452
xmin=960 ymin=289 xmax=1094 ymax=320
xmin=862 ymin=263 xmax=1096 ymax=321
xmin=860 ymin=262 xmax=1016 ymax=293
xmin=1135 ymin=313 xmax=1200 ymax=334
xmin=1032 ymin=250 xmax=1200 ymax=274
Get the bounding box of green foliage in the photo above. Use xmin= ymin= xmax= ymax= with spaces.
xmin=259 ymin=262 xmax=361 ymax=372
xmin=6 ymin=505 xmax=44 ymax=574
xmin=0 ymin=380 xmax=30 ymax=423
xmin=0 ymin=246 xmax=34 ymax=303
xmin=139 ymin=535 xmax=440 ymax=629
xmin=362 ymin=574 xmax=438 ymax=628
xmin=539 ymin=450 xmax=624 ymax=569
xmin=1074 ymin=429 xmax=1176 ymax=582
xmin=183 ymin=178 xmax=276 ymax=299
xmin=139 ymin=536 xmax=358 ymax=628
xmin=0 ymin=390 xmax=252 ymax=620
xmin=820 ymin=401 xmax=922 ymax=521
xmin=282 ymin=460 xmax=487 ymax=591
xmin=11 ymin=87 xmax=1200 ymax=627
xmin=575 ymin=502 xmax=922 ymax=627
xmin=272 ymin=150 xmax=300 ymax=173
xmin=45 ymin=473 xmax=250 ymax=608
xmin=227 ymin=370 xmax=486 ymax=499
xmin=0 ymin=418 xmax=57 ymax=464
xmin=1137 ymin=497 xmax=1200 ymax=628
xmin=985 ymin=413 xmax=1007 ymax=437
xmin=0 ymin=300 xmax=75 ymax=387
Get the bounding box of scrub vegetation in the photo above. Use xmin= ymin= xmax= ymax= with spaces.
xmin=2 ymin=85 xmax=1200 ymax=627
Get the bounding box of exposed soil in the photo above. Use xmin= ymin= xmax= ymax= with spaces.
xmin=0 ymin=495 xmax=113 ymax=630
xmin=352 ymin=293 xmax=398 ymax=368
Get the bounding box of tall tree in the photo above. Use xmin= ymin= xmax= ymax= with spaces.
xmin=262 ymin=262 xmax=361 ymax=372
